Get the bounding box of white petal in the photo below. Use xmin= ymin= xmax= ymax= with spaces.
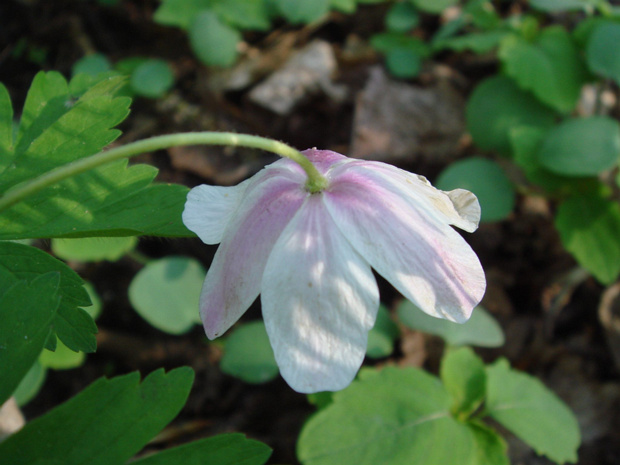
xmin=262 ymin=195 xmax=380 ymax=393
xmin=182 ymin=179 xmax=250 ymax=245
xmin=199 ymin=162 xmax=308 ymax=339
xmin=324 ymin=167 xmax=485 ymax=323
xmin=344 ymin=161 xmax=481 ymax=233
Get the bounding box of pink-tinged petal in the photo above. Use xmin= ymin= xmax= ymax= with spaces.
xmin=341 ymin=160 xmax=481 ymax=233
xmin=182 ymin=179 xmax=251 ymax=245
xmin=200 ymin=161 xmax=308 ymax=339
xmin=261 ymin=195 xmax=380 ymax=393
xmin=301 ymin=148 xmax=349 ymax=174
xmin=324 ymin=168 xmax=485 ymax=323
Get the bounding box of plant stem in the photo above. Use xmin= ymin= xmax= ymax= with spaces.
xmin=0 ymin=132 xmax=328 ymax=213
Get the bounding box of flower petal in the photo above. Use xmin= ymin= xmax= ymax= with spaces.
xmin=183 ymin=180 xmax=251 ymax=245
xmin=199 ymin=161 xmax=307 ymax=339
xmin=262 ymin=195 xmax=380 ymax=393
xmin=324 ymin=166 xmax=485 ymax=323
xmin=343 ymin=160 xmax=481 ymax=233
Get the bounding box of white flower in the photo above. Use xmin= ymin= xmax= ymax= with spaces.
xmin=183 ymin=149 xmax=485 ymax=393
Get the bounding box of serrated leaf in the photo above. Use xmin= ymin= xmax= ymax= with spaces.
xmin=499 ymin=27 xmax=587 ymax=113
xmin=397 ymin=303 xmax=505 ymax=348
xmin=0 ymin=367 xmax=195 ymax=465
xmin=366 ymin=304 xmax=399 ymax=359
xmin=1 ymin=71 xmax=130 ymax=192
xmin=485 ymin=359 xmax=580 ymax=463
xmin=129 ymin=256 xmax=204 ymax=334
xmin=0 ymin=242 xmax=97 ymax=353
xmin=131 ymin=433 xmax=271 ymax=465
xmin=39 ymin=339 xmax=86 ymax=370
xmin=440 ymin=347 xmax=486 ymax=416
xmin=435 ymin=157 xmax=515 ymax=222
xmin=466 ymin=75 xmax=556 ymax=155
xmin=276 ymin=0 xmax=330 ymax=24
xmin=538 ymin=116 xmax=620 ymax=176
xmin=297 ymin=366 xmax=477 ymax=465
xmin=189 ymin=10 xmax=241 ymax=67
xmin=0 ymin=159 xmax=191 ymax=239
xmin=221 ymin=321 xmax=279 ymax=384
xmin=0 ymin=273 xmax=60 ymax=405
xmin=555 ymin=194 xmax=620 ymax=284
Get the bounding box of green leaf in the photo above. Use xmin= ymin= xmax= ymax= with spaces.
xmin=529 ymin=0 xmax=596 ymax=12
xmin=132 ymin=433 xmax=272 ymax=465
xmin=39 ymin=339 xmax=86 ymax=370
xmin=386 ymin=2 xmax=419 ymax=32
xmin=213 ymin=0 xmax=272 ymax=30
xmin=433 ymin=30 xmax=508 ymax=53
xmin=189 ymin=10 xmax=241 ymax=67
xmin=0 ymin=242 xmax=97 ymax=353
xmin=0 ymin=159 xmax=191 ymax=239
xmin=52 ymin=236 xmax=137 ymax=262
xmin=385 ymin=48 xmax=423 ymax=78
xmin=154 ymin=0 xmax=212 ymax=29
xmin=220 ymin=321 xmax=279 ymax=384
xmin=83 ymin=281 xmax=103 ymax=320
xmin=435 ymin=157 xmax=515 ymax=222
xmin=485 ymin=359 xmax=580 ymax=463
xmin=12 ymin=360 xmax=47 ymax=407
xmin=72 ymin=53 xmax=113 ymax=78
xmin=410 ymin=0 xmax=458 ymax=14
xmin=397 ymin=302 xmax=505 ymax=348
xmin=297 ymin=366 xmax=477 ymax=465
xmin=0 ymin=83 xmax=14 ymax=173
xmin=366 ymin=304 xmax=399 ymax=359
xmin=555 ymin=193 xmax=620 ymax=284
xmin=128 ymin=256 xmax=204 ymax=334
xmin=440 ymin=347 xmax=486 ymax=416
xmin=130 ymin=59 xmax=175 ymax=98
xmin=276 ymin=0 xmax=330 ymax=23
xmin=0 ymin=367 xmax=195 ymax=465
xmin=466 ymin=75 xmax=556 ymax=155
xmin=370 ymin=33 xmax=430 ymax=56
xmin=469 ymin=421 xmax=510 ymax=465
xmin=465 ymin=0 xmax=502 ymax=30
xmin=499 ymin=27 xmax=587 ymax=113
xmin=330 ymin=0 xmax=357 ymax=13
xmin=1 ymin=72 xmax=130 ymax=192
xmin=0 ymin=273 xmax=60 ymax=405
xmin=586 ymin=22 xmax=620 ymax=84
xmin=538 ymin=116 xmax=620 ymax=176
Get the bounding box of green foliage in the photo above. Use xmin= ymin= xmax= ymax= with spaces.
xmin=538 ymin=116 xmax=620 ymax=176
xmin=189 ymin=11 xmax=242 ymax=67
xmin=12 ymin=360 xmax=47 ymax=406
xmin=0 ymin=368 xmax=194 ymax=465
xmin=298 ymin=353 xmax=579 ymax=465
xmin=486 ymin=359 xmax=580 ymax=463
xmin=72 ymin=53 xmax=113 ymax=78
xmin=386 ymin=2 xmax=419 ymax=32
xmin=52 ymin=236 xmax=137 ymax=262
xmin=39 ymin=339 xmax=86 ymax=370
xmin=366 ymin=304 xmax=399 ymax=359
xmin=586 ymin=22 xmax=620 ymax=84
xmin=435 ymin=157 xmax=516 ymax=222
xmin=276 ymin=0 xmax=330 ymax=23
xmin=410 ymin=0 xmax=458 ymax=14
xmin=466 ymin=76 xmax=556 ymax=155
xmin=0 ymin=72 xmax=191 ymax=238
xmin=130 ymin=59 xmax=175 ymax=98
xmin=370 ymin=33 xmax=430 ymax=78
xmin=433 ymin=30 xmax=507 ymax=53
xmin=0 ymin=241 xmax=97 ymax=353
xmin=220 ymin=321 xmax=280 ymax=384
xmin=397 ymin=302 xmax=505 ymax=348
xmin=529 ymin=0 xmax=596 ymax=12
xmin=0 ymin=273 xmax=60 ymax=404
xmin=499 ymin=26 xmax=587 ymax=113
xmin=128 ymin=256 xmax=205 ymax=334
xmin=555 ymin=193 xmax=620 ymax=284
xmin=131 ymin=433 xmax=272 ymax=465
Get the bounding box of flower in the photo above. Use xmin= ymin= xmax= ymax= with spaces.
xmin=183 ymin=149 xmax=485 ymax=393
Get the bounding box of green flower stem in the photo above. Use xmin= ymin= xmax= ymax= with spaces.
xmin=0 ymin=132 xmax=328 ymax=213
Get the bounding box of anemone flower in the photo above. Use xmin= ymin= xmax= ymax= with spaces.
xmin=183 ymin=149 xmax=485 ymax=393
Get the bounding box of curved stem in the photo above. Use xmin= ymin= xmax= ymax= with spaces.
xmin=0 ymin=132 xmax=328 ymax=213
